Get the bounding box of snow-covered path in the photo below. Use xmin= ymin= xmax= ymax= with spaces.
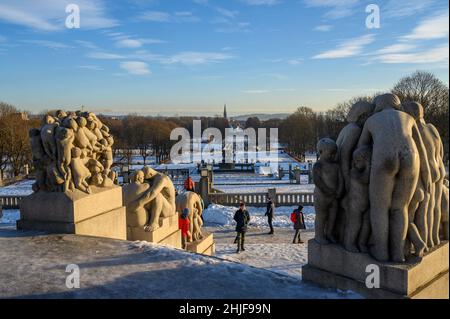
xmin=206 ymin=227 xmax=313 ymax=280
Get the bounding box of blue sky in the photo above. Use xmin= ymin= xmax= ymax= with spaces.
xmin=0 ymin=0 xmax=448 ymax=116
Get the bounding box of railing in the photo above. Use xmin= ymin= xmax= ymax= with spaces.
xmin=208 ymin=191 xmax=314 ymax=207
xmin=0 ymin=196 xmax=23 ymax=209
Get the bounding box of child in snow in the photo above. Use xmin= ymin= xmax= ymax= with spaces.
xmin=179 ymin=208 xmax=192 ymax=249
xmin=291 ymin=205 xmax=306 ymax=244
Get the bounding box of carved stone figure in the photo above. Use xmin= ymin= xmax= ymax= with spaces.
xmin=136 ymin=166 xmax=177 ymax=231
xmin=29 ymin=128 xmax=48 ymax=192
xmin=313 ymin=138 xmax=344 ymax=245
xmin=343 ymin=145 xmax=372 ymax=253
xmin=40 ymin=115 xmax=59 ymax=161
xmin=176 ymin=191 xmax=204 ymax=242
xmin=70 ymin=147 xmax=92 ymax=194
xmin=55 ymin=127 xmax=75 ymax=192
xmin=123 ymin=170 xmax=151 ymax=228
xmin=357 ymin=94 xmax=431 ymax=262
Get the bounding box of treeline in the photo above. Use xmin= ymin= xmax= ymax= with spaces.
xmin=0 ymin=103 xmax=40 ymax=179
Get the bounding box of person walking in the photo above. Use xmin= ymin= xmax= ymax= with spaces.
xmin=184 ymin=176 xmax=195 ymax=192
xmin=234 ymin=202 xmax=250 ymax=253
xmin=179 ymin=208 xmax=192 ymax=249
xmin=265 ymin=196 xmax=274 ymax=234
xmin=290 ymin=205 xmax=306 ymax=244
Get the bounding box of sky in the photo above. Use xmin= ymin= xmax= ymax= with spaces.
xmin=0 ymin=0 xmax=448 ymax=116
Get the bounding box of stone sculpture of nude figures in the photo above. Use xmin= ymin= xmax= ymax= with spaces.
xmin=343 ymin=145 xmax=372 ymax=253
xmin=357 ymin=94 xmax=431 ymax=262
xmin=122 ymin=170 xmax=151 ymax=228
xmin=176 ymin=191 xmax=204 ymax=242
xmin=313 ymin=138 xmax=344 ymax=245
xmin=134 ymin=166 xmax=177 ymax=232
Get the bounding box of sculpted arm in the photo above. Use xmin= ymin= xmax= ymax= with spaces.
xmin=357 ymin=123 xmax=371 ymax=149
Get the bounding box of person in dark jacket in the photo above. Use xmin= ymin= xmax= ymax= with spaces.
xmin=265 ymin=196 xmax=274 ymax=234
xmin=290 ymin=205 xmax=306 ymax=244
xmin=234 ymin=202 xmax=251 ymax=253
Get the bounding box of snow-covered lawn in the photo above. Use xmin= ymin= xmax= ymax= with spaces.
xmin=0 ymin=209 xmax=20 ymax=225
xmin=0 ymin=180 xmax=34 ymax=196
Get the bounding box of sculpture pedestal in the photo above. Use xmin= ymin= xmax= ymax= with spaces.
xmin=17 ymin=186 xmax=126 ymax=240
xmin=303 ymin=239 xmax=449 ymax=299
xmin=127 ymin=214 xmax=182 ymax=249
xmin=186 ymin=233 xmax=215 ymax=256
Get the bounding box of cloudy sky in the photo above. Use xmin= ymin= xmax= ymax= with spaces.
xmin=0 ymin=0 xmax=448 ymax=116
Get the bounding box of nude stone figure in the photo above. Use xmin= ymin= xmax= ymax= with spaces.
xmin=137 ymin=166 xmax=177 ymax=231
xmin=40 ymin=115 xmax=59 ymax=161
xmin=403 ymin=101 xmax=444 ymax=249
xmin=176 ymin=191 xmax=204 ymax=242
xmin=343 ymin=145 xmax=372 ymax=253
xmin=335 ymin=101 xmax=375 ymax=242
xmin=357 ymin=94 xmax=431 ymax=262
xmin=55 ymin=127 xmax=75 ymax=192
xmin=313 ymin=138 xmax=344 ymax=245
xmin=74 ymin=117 xmax=93 ymax=152
xmin=29 ymin=128 xmax=48 ymax=192
xmin=122 ymin=170 xmax=151 ymax=228
xmin=70 ymin=147 xmax=92 ymax=194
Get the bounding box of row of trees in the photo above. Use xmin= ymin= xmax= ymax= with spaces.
xmin=0 ymin=102 xmax=39 ymax=180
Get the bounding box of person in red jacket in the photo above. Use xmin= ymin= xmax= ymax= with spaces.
xmin=179 ymin=208 xmax=192 ymax=249
xmin=184 ymin=176 xmax=195 ymax=192
xmin=291 ymin=205 xmax=306 ymax=244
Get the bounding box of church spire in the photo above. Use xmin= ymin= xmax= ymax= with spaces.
xmin=223 ymin=104 xmax=228 ymax=119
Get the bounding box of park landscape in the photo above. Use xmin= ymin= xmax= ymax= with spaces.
xmin=0 ymin=0 xmax=449 ymax=300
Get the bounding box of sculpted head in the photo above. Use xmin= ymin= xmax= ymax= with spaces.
xmin=131 ymin=170 xmax=145 ymax=184
xmin=347 ymin=101 xmax=375 ymax=125
xmin=143 ymin=166 xmax=158 ymax=179
xmin=402 ymin=101 xmax=424 ymax=120
xmin=43 ymin=114 xmax=56 ymax=125
xmin=63 ymin=117 xmax=78 ymax=131
xmin=352 ymin=145 xmax=372 ymax=170
xmin=71 ymin=147 xmax=82 ymax=158
xmin=106 ymin=136 xmax=114 ymax=146
xmin=76 ymin=116 xmax=87 ymax=128
xmin=317 ymin=138 xmax=337 ymax=161
xmin=373 ymin=93 xmax=401 ymax=113
xmin=55 ymin=110 xmax=67 ymax=119
xmin=87 ymin=119 xmax=96 ymax=130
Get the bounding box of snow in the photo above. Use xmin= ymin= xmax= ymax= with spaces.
xmin=0 ymin=209 xmax=20 ymax=225
xmin=203 ymin=204 xmax=315 ymax=229
xmin=0 ymin=180 xmax=34 ymax=196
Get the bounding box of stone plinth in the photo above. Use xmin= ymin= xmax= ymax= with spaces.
xmin=186 ymin=233 xmax=215 ymax=256
xmin=127 ymin=214 xmax=182 ymax=249
xmin=17 ymin=186 xmax=126 ymax=240
xmin=303 ymin=239 xmax=449 ymax=299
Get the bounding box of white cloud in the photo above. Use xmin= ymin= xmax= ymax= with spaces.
xmin=164 ymin=52 xmax=234 ymax=65
xmin=402 ymin=11 xmax=449 ymax=40
xmin=77 ymin=65 xmax=104 ymax=71
xmin=374 ymin=44 xmax=449 ymax=64
xmin=314 ymin=24 xmax=333 ymax=32
xmin=312 ymin=34 xmax=375 ymax=59
xmin=375 ymin=43 xmax=417 ymax=55
xmin=87 ymin=52 xmax=126 ymax=60
xmin=383 ymin=0 xmax=436 ymax=19
xmin=242 ymin=90 xmax=270 ymax=94
xmin=139 ymin=10 xmax=199 ymax=23
xmin=303 ymin=0 xmax=359 ymax=19
xmin=120 ymin=61 xmax=151 ymax=75
xmin=20 ymin=40 xmax=72 ymax=49
xmin=0 ymin=0 xmax=117 ymax=31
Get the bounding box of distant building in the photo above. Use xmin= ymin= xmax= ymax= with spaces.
xmin=223 ymin=104 xmax=228 ymax=120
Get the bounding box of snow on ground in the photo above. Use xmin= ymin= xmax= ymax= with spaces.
xmin=214 ymin=183 xmax=315 ymax=193
xmin=0 ymin=209 xmax=20 ymax=225
xmin=0 ymin=180 xmax=34 ymax=196
xmin=203 ymin=204 xmax=315 ymax=229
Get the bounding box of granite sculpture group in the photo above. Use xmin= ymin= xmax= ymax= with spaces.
xmin=29 ymin=110 xmax=116 ymax=194
xmin=22 ymin=110 xmax=213 ymax=253
xmin=313 ymin=93 xmax=448 ymax=263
